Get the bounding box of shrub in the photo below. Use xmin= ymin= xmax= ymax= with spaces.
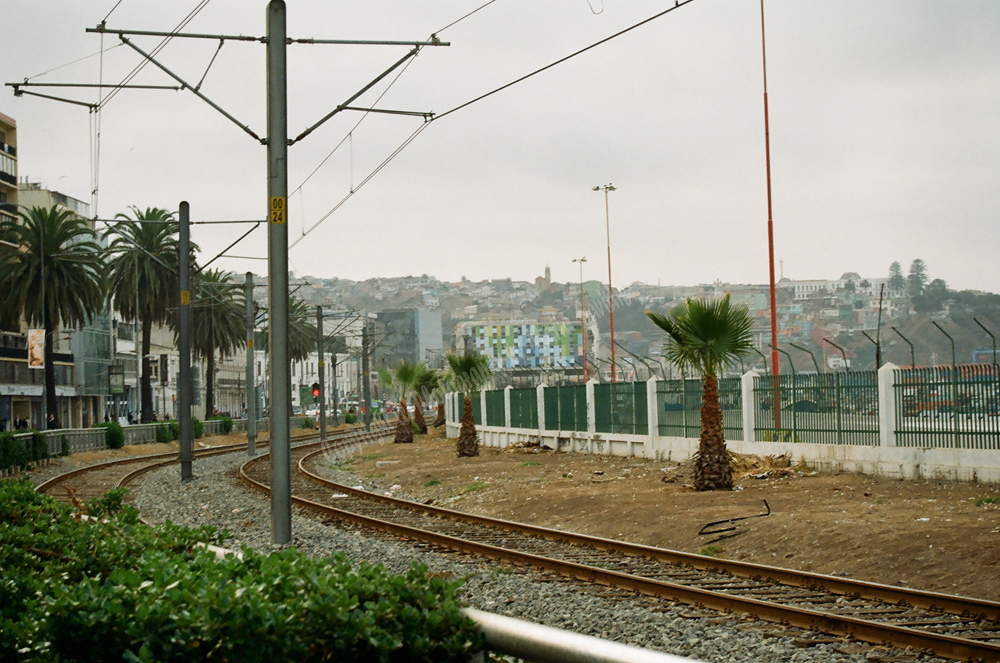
xmin=29 ymin=431 xmax=48 ymax=462
xmin=344 ymin=413 xmax=357 ymax=424
xmin=191 ymin=417 xmax=204 ymax=439
xmin=0 ymin=478 xmax=483 ymax=663
xmin=167 ymin=420 xmax=179 ymax=440
xmin=155 ymin=424 xmax=173 ymax=444
xmin=207 ymin=414 xmax=234 ymax=434
xmin=59 ymin=435 xmax=70 ymax=457
xmin=0 ymin=432 xmax=31 ymax=471
xmin=94 ymin=421 xmax=125 ymax=449
xmin=301 ymin=417 xmax=314 ymax=429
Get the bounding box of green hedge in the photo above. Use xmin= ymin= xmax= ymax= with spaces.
xmin=93 ymin=421 xmax=125 ymax=449
xmin=155 ymin=424 xmax=173 ymax=444
xmin=0 ymin=478 xmax=482 ymax=662
xmin=207 ymin=415 xmax=233 ymax=434
xmin=191 ymin=416 xmax=204 ymax=439
xmin=0 ymin=431 xmax=49 ymax=471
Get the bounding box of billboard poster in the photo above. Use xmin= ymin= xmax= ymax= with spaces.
xmin=27 ymin=329 xmax=44 ymax=369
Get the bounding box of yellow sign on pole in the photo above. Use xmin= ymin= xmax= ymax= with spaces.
xmin=270 ymin=196 xmax=286 ymax=224
xmin=180 ymin=290 xmax=190 ymax=305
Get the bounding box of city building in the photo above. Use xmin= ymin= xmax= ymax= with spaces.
xmin=376 ymin=309 xmax=443 ymax=368
xmin=455 ymin=320 xmax=583 ymax=370
xmin=0 ymin=112 xmax=16 ymax=225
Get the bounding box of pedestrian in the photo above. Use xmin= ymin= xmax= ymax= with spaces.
xmin=47 ymin=413 xmax=59 ymax=430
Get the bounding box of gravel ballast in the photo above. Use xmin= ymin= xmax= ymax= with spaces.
xmin=130 ymin=447 xmax=940 ymax=663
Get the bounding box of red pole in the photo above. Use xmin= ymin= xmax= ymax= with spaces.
xmin=760 ymin=0 xmax=781 ymax=428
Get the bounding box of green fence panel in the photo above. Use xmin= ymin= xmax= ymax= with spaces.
xmin=719 ymin=377 xmax=743 ymax=441
xmin=485 ymin=389 xmax=506 ymax=427
xmin=632 ymin=381 xmax=648 ymax=436
xmin=543 ymin=387 xmax=560 ymax=431
xmin=555 ymin=385 xmax=587 ymax=432
xmin=594 ymin=384 xmax=612 ymax=433
xmin=510 ymin=387 xmax=539 ymax=429
xmin=595 ymin=382 xmax=648 ymax=435
xmin=894 ymin=365 xmax=1000 ymax=449
xmin=656 ymin=379 xmax=702 ymax=438
xmin=470 ymin=393 xmax=482 ymax=426
xmin=753 ymin=372 xmax=878 ymax=445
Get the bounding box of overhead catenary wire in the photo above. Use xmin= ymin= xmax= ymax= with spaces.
xmin=22 ymin=43 xmax=123 ymax=82
xmin=289 ymin=0 xmax=698 ymax=249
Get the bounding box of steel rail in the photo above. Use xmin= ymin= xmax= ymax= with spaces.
xmin=293 ymin=449 xmax=1000 ymax=621
xmin=237 ymin=444 xmax=1000 ymax=661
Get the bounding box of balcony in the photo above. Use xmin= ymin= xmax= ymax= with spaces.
xmin=1 ymin=143 xmax=14 ymax=157
xmin=0 ymin=171 xmax=15 ymax=187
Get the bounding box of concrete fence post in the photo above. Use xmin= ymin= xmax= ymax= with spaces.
xmin=586 ymin=379 xmax=597 ymax=434
xmin=480 ymin=390 xmax=487 ymax=427
xmin=646 ymin=376 xmax=658 ymax=457
xmin=742 ymin=369 xmax=758 ymax=444
xmin=504 ymin=385 xmax=512 ymax=429
xmin=877 ymin=363 xmax=899 ymax=447
xmin=536 ymin=384 xmax=546 ymax=432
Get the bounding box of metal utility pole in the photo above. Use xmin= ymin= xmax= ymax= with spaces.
xmin=593 ymin=184 xmax=617 ymax=382
xmin=266 ymin=0 xmax=292 ymax=544
xmin=330 ymin=351 xmax=338 ymax=424
xmin=317 ymin=306 xmax=326 ymax=442
xmin=362 ymin=322 xmax=372 ymax=432
xmin=572 ymin=257 xmax=587 ymax=383
xmin=760 ymin=0 xmax=781 ymax=429
xmin=178 ymin=202 xmax=193 ymax=481
xmin=245 ymin=271 xmax=256 ymax=456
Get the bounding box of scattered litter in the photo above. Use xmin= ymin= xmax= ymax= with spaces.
xmin=592 ymin=470 xmax=604 ymax=476
xmin=384 ymin=492 xmax=394 ymax=498
xmin=390 ymin=484 xmax=402 ymax=491
xmin=915 ymin=517 xmax=930 ymax=522
xmin=351 ymin=485 xmax=364 ymax=490
xmin=376 ymin=461 xmax=400 ymax=467
xmin=330 ymin=494 xmax=349 ymax=499
xmin=231 ymin=507 xmax=244 ymax=513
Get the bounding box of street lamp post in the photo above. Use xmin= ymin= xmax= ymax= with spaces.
xmin=572 ymin=257 xmax=587 ymax=384
xmin=592 ymin=183 xmax=617 ymax=382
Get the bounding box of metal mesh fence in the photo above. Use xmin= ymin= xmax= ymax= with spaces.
xmin=510 ymin=387 xmax=539 ymax=429
xmin=752 ymin=372 xmax=879 ymax=445
xmin=540 ymin=384 xmax=587 ymax=432
xmin=485 ymin=390 xmax=506 ymax=427
xmin=594 ymin=382 xmax=648 ymax=435
xmin=894 ymin=365 xmax=1000 ymax=449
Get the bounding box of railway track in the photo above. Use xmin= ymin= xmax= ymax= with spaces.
xmin=34 ymin=425 xmax=383 ymax=505
xmin=239 ymin=439 xmax=1000 ymax=662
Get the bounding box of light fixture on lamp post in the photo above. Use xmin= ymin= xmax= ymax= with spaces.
xmin=592 ymin=183 xmax=617 ymax=382
xmin=571 ymin=257 xmax=587 ymax=384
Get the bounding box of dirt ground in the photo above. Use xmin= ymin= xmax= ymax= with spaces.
xmin=317 ymin=427 xmax=1000 ymax=602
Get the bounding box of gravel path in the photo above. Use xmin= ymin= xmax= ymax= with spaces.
xmin=130 ymin=447 xmax=938 ymax=663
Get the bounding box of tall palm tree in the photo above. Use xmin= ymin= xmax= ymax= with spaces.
xmin=190 ymin=269 xmax=245 ymax=417
xmin=416 ymin=367 xmax=446 ymax=428
xmin=105 ymin=207 xmax=189 ymax=423
xmin=259 ymin=295 xmax=316 ymax=362
xmin=0 ymin=206 xmax=105 ymax=424
xmin=378 ymin=360 xmax=419 ymax=443
xmin=647 ymin=294 xmax=753 ymax=491
xmin=446 ymin=351 xmax=492 ymax=457
xmin=411 ymin=363 xmax=439 ymax=434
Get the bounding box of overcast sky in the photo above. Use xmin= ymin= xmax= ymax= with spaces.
xmin=3 ymin=1 xmax=999 ymax=292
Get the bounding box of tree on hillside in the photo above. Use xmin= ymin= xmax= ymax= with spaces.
xmin=888 ymin=261 xmax=905 ymax=292
xmin=105 ymin=207 xmax=189 ymax=423
xmin=0 ymin=206 xmax=105 ymax=425
xmin=908 ymin=259 xmax=928 ymax=300
xmin=190 ymin=269 xmax=245 ymax=417
xmin=446 ymin=351 xmax=492 ymax=457
xmin=647 ymin=294 xmax=753 ymax=491
xmin=919 ymin=278 xmax=949 ymax=313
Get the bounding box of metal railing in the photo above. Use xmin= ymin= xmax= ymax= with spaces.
xmin=753 ymin=372 xmax=879 ymax=445
xmin=510 ymin=387 xmax=539 ymax=429
xmin=894 ymin=365 xmax=1000 ymax=449
xmin=656 ymin=378 xmax=743 ymax=441
xmin=594 ymin=382 xmax=647 ymax=435
xmin=542 ymin=384 xmax=587 ymax=432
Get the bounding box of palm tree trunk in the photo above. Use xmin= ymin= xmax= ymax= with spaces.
xmin=44 ymin=319 xmax=56 ymax=428
xmin=434 ymin=400 xmax=446 ymax=427
xmin=456 ymin=395 xmax=479 ymax=457
xmin=206 ymin=335 xmax=216 ymax=418
xmin=395 ymin=396 xmax=413 ymax=443
xmin=140 ymin=312 xmax=154 ymax=423
xmin=413 ymin=395 xmax=427 ymax=434
xmin=694 ymin=375 xmax=732 ymax=491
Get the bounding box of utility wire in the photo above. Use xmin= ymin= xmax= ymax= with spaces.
xmin=288 ymin=0 xmax=697 ymax=249
xmin=23 ymin=44 xmax=123 ymax=82
xmin=434 ymin=0 xmax=500 ymax=35
xmin=102 ymin=0 xmax=128 ymax=24
xmin=100 ymin=0 xmax=212 ymax=110
xmin=436 ymin=0 xmax=697 ymax=122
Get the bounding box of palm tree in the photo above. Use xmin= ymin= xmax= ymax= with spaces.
xmin=190 ymin=269 xmax=245 ymax=417
xmin=446 ymin=351 xmax=491 ymax=457
xmin=105 ymin=207 xmax=189 ymax=423
xmin=0 ymin=206 xmax=105 ymax=424
xmin=378 ymin=360 xmax=419 ymax=443
xmin=646 ymin=294 xmax=753 ymax=491
xmin=259 ymin=295 xmax=316 ymax=362
xmin=416 ymin=367 xmax=447 ymax=428
xmin=411 ymin=363 xmax=439 ymax=434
